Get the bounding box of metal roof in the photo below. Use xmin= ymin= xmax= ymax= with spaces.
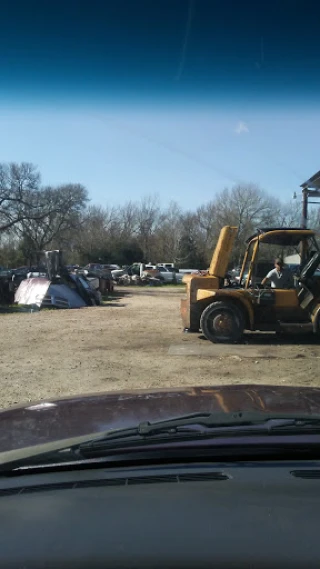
xmin=301 ymin=170 xmax=320 ymax=190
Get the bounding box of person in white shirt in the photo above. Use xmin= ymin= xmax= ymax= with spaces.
xmin=261 ymin=258 xmax=294 ymax=289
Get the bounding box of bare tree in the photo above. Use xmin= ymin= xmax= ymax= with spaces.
xmin=196 ymin=200 xmax=219 ymax=263
xmin=2 ymin=165 xmax=314 ymax=270
xmin=176 ymin=211 xmax=206 ymax=268
xmin=117 ymin=201 xmax=139 ymax=241
xmin=18 ymin=184 xmax=88 ymax=258
xmin=0 ymin=162 xmax=41 ymax=232
xmin=136 ymin=195 xmax=161 ymax=261
xmin=212 ymin=184 xmax=279 ymax=264
xmin=274 ymin=200 xmax=301 ymax=227
xmin=76 ymin=205 xmax=115 ymax=260
xmin=153 ymin=202 xmax=183 ymax=262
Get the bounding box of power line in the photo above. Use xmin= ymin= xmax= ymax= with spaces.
xmin=109 ymin=118 xmax=241 ymax=184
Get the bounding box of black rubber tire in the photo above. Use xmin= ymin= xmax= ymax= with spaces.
xmin=200 ymin=301 xmax=245 ymax=343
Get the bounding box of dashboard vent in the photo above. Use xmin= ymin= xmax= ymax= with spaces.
xmin=127 ymin=475 xmax=177 ymax=485
xmin=0 ymin=488 xmax=25 ymax=497
xmin=0 ymin=482 xmax=76 ymax=496
xmin=77 ymin=478 xmax=127 ymax=487
xmin=291 ymin=470 xmax=320 ymax=479
xmin=178 ymin=472 xmax=229 ymax=482
xmin=21 ymin=482 xmax=76 ymax=493
xmin=0 ymin=471 xmax=229 ymax=496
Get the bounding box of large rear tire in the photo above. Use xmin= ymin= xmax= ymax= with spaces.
xmin=200 ymin=301 xmax=245 ymax=343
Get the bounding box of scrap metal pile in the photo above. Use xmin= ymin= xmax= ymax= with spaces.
xmin=0 ymin=251 xmax=114 ymax=310
xmin=15 ymin=251 xmax=105 ymax=309
xmin=113 ymin=263 xmax=169 ymax=286
xmin=117 ymin=270 xmax=162 ymax=286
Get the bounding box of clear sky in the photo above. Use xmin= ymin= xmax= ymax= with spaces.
xmin=0 ymin=104 xmax=319 ymax=211
xmin=0 ymin=0 xmax=320 ymax=210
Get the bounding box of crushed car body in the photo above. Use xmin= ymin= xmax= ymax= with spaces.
xmin=14 ymin=250 xmax=102 ymax=309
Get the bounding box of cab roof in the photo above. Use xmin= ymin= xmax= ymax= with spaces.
xmin=246 ymin=227 xmax=317 ymax=246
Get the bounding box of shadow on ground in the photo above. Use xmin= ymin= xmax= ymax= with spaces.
xmin=196 ymin=332 xmax=320 ymax=346
xmin=103 ymin=290 xmax=132 ymax=302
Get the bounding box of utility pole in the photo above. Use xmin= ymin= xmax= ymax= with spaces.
xmin=301 ymin=187 xmax=309 ymax=229
xmin=300 ymin=173 xmax=320 ymax=229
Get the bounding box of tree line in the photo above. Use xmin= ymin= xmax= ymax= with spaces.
xmin=0 ymin=162 xmax=319 ymax=269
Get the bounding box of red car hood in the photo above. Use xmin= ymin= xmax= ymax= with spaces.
xmin=1 ymin=384 xmax=320 ymax=453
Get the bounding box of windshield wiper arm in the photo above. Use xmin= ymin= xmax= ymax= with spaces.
xmin=114 ymin=410 xmax=320 ymax=436
xmin=78 ymin=411 xmax=320 ymax=450
xmin=137 ymin=411 xmax=294 ymax=434
xmin=2 ymin=411 xmax=320 ymax=473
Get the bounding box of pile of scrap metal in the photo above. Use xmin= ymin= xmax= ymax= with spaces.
xmin=116 ymin=263 xmax=162 ymax=286
xmin=78 ymin=264 xmax=114 ymax=294
xmin=0 ymin=266 xmax=45 ymax=305
xmin=14 ymin=251 xmax=102 ymax=310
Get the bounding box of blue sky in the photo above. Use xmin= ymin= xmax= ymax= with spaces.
xmin=0 ymin=0 xmax=320 ymax=210
xmin=0 ymin=103 xmax=319 ymax=210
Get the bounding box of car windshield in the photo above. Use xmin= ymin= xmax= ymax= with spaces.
xmin=0 ymin=0 xmax=320 ymax=459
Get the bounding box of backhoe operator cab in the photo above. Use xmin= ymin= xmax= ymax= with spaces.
xmin=180 ymin=226 xmax=320 ymax=343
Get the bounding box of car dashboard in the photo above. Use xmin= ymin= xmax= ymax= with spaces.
xmin=0 ymin=461 xmax=319 ymax=568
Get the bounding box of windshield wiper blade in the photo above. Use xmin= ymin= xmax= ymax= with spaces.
xmin=137 ymin=411 xmax=294 ymax=434
xmin=77 ymin=411 xmax=254 ymax=451
xmin=113 ymin=411 xmax=320 ymax=436
xmin=2 ymin=411 xmax=320 ymax=473
xmin=78 ymin=411 xmax=320 ymax=450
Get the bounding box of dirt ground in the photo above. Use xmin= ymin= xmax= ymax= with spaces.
xmin=0 ymin=286 xmax=320 ymax=409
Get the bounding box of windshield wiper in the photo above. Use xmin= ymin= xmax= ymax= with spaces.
xmin=79 ymin=411 xmax=320 ymax=450
xmin=2 ymin=411 xmax=320 ymax=473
